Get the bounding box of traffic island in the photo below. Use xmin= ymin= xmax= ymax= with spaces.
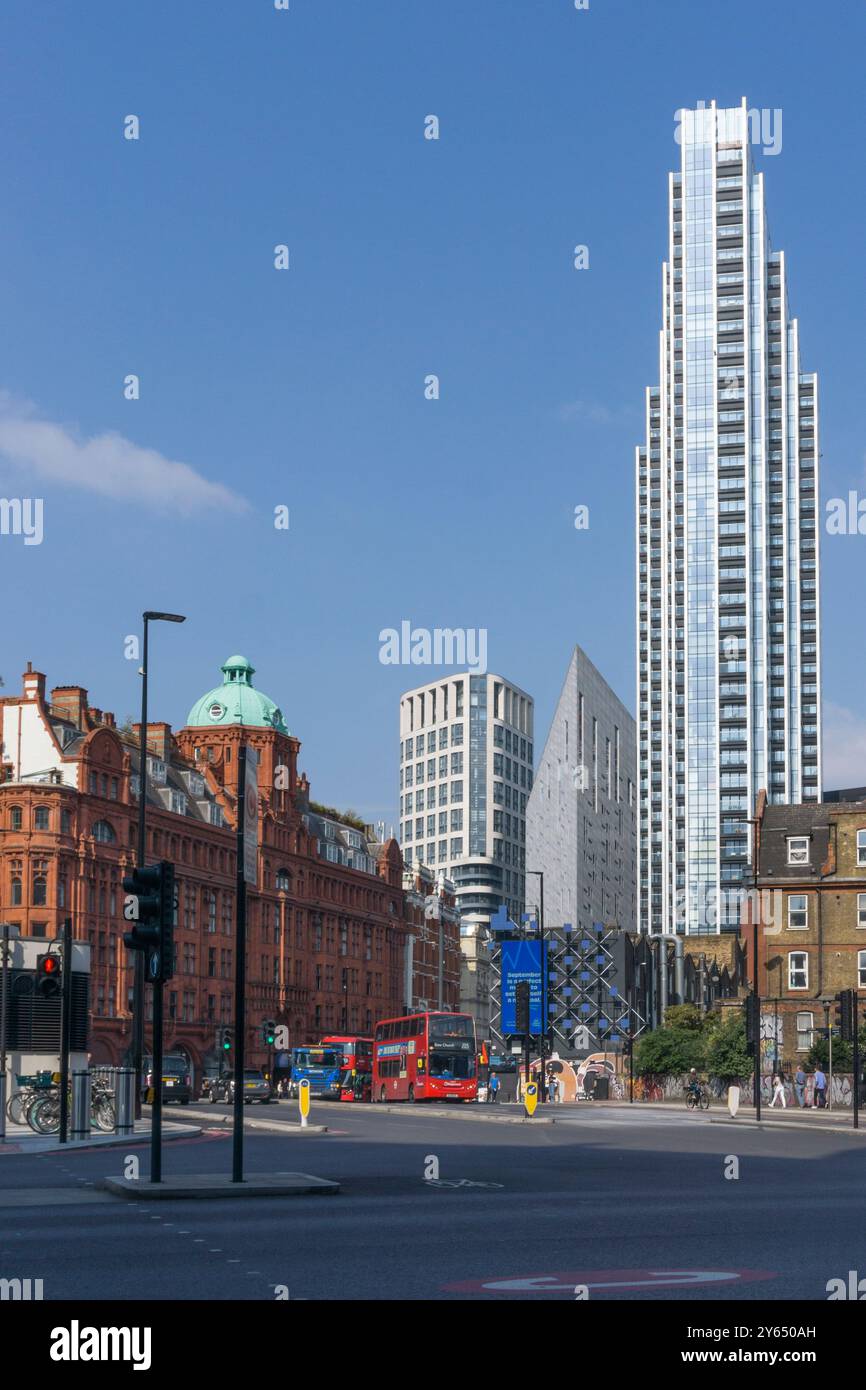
xmin=191 ymin=1107 xmax=329 ymax=1133
xmin=101 ymin=1172 xmax=340 ymax=1200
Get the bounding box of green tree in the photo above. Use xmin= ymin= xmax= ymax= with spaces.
xmin=806 ymin=1023 xmax=866 ymax=1073
xmin=634 ymin=1025 xmax=706 ymax=1077
xmin=663 ymin=1004 xmax=705 ymax=1032
xmin=705 ymin=1011 xmax=751 ymax=1084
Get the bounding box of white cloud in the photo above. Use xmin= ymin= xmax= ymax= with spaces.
xmin=557 ymin=400 xmax=636 ymax=426
xmin=558 ymin=399 xmax=615 ymax=425
xmin=822 ymin=702 xmax=866 ymax=791
xmin=0 ymin=396 xmax=247 ymax=515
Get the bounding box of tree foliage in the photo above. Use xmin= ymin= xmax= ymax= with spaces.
xmin=634 ymin=1024 xmax=706 ymax=1077
xmin=704 ymin=1011 xmax=751 ymax=1083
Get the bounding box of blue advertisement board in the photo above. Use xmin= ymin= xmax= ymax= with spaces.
xmin=501 ymin=939 xmax=548 ymax=1034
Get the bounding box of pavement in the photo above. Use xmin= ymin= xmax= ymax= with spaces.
xmin=0 ymin=1118 xmax=204 ymax=1155
xmin=1 ymin=1099 xmax=863 ymax=1301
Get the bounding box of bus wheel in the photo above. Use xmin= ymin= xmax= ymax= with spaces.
xmin=379 ymin=1087 xmax=387 ymax=1104
xmin=408 ymin=1085 xmax=415 ymax=1103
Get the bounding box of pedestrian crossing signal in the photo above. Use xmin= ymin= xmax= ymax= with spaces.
xmin=36 ymin=952 xmax=61 ymax=999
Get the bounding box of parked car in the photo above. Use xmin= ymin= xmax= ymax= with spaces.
xmin=202 ymin=1070 xmax=272 ymax=1104
xmin=142 ymin=1055 xmax=192 ymax=1105
xmin=201 ymin=1074 xmax=231 ymax=1104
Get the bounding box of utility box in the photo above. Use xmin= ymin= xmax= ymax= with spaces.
xmin=1 ymin=935 xmax=91 ymax=1097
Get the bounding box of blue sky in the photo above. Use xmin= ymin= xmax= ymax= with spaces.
xmin=3 ymin=0 xmax=866 ymax=821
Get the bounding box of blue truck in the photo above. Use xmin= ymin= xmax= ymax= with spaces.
xmin=287 ymin=1044 xmax=345 ymax=1099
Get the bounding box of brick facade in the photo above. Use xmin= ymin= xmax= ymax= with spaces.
xmin=0 ymin=662 xmax=436 ymax=1084
xmin=751 ymin=792 xmax=866 ymax=1064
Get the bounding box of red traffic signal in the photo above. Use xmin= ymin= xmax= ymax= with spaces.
xmin=36 ymin=952 xmax=62 ymax=998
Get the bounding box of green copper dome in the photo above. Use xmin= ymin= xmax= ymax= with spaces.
xmin=186 ymin=655 xmax=289 ymax=734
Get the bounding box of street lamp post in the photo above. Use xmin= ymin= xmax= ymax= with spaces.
xmin=131 ymin=610 xmax=185 ymax=1120
xmin=526 ymin=870 xmax=545 ymax=1104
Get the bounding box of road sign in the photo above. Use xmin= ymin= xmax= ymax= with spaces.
xmin=524 ymin=1082 xmax=538 ymax=1117
xmin=298 ymin=1077 xmax=311 ymax=1128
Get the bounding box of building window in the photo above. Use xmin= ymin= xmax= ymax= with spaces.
xmin=92 ymin=820 xmax=116 ymax=844
xmin=34 ymin=806 xmax=50 ymax=830
xmin=11 ymin=878 xmax=22 ymax=906
xmin=10 ymin=807 xmax=22 ymax=830
xmin=858 ymin=893 xmax=866 ymax=929
xmin=796 ymin=1011 xmax=813 ymax=1053
xmin=32 ymin=874 xmax=47 ymax=906
xmin=788 ymin=952 xmax=808 ymax=990
xmin=859 ymin=951 xmax=866 ymax=989
xmin=61 ymin=809 xmax=72 ymax=834
xmin=787 ymin=894 xmax=808 ymax=930
xmin=276 ymin=868 xmax=291 ymax=892
xmin=787 ymin=836 xmax=809 ymax=866
xmin=858 ymin=830 xmax=866 ymax=866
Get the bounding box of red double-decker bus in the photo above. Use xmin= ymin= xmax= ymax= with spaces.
xmin=321 ymin=1034 xmax=373 ymax=1102
xmin=373 ymin=1012 xmax=477 ymax=1103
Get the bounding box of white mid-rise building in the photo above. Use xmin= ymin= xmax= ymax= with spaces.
xmin=398 ymin=673 xmax=534 ymax=1030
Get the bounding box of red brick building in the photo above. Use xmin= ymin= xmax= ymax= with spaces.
xmin=400 ymin=860 xmax=462 ymax=1012
xmin=0 ymin=656 xmax=456 ymax=1084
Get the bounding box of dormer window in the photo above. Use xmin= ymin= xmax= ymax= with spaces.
xmin=147 ymin=757 xmax=167 ymax=786
xmin=787 ymin=836 xmax=809 ymax=866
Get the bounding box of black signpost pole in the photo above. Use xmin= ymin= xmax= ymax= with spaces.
xmin=233 ymin=745 xmax=248 ymax=1183
xmin=853 ymin=992 xmax=860 ymax=1132
xmin=151 ymin=955 xmax=164 ymax=1183
xmin=59 ymin=919 xmax=72 ymax=1145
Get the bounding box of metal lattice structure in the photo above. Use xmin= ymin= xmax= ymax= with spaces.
xmin=487 ymin=913 xmax=648 ymax=1057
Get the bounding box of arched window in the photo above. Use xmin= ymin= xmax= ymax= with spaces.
xmin=10 ymin=806 xmax=22 ymax=830
xmin=276 ymin=868 xmax=292 ymax=893
xmin=34 ymin=806 xmax=50 ymax=830
xmin=92 ymin=820 xmax=116 ymax=844
xmin=11 ymin=877 xmax=22 ymax=905
xmin=32 ymin=874 xmax=47 ymax=906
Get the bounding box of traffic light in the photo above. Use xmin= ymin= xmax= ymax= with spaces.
xmin=122 ymin=861 xmax=175 ymax=983
xmin=263 ymin=1019 xmax=276 ymax=1047
xmin=835 ymin=989 xmax=855 ymax=1043
xmin=220 ymin=1028 xmax=233 ymax=1054
xmin=744 ymin=992 xmax=759 ymax=1052
xmin=36 ymin=951 xmax=61 ymax=999
xmin=515 ymin=980 xmax=530 ymax=1035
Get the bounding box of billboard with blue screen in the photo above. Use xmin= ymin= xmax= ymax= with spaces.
xmin=501 ymin=939 xmax=547 ymax=1034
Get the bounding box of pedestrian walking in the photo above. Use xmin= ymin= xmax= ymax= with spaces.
xmin=770 ymin=1071 xmax=786 ymax=1108
xmin=489 ymin=1073 xmax=500 ymax=1104
xmin=794 ymin=1066 xmax=806 ymax=1109
xmin=814 ymin=1066 xmax=827 ymax=1109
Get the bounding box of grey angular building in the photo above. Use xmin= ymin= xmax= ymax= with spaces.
xmin=637 ymin=99 xmax=822 ymax=938
xmin=526 ymin=646 xmax=637 ymax=936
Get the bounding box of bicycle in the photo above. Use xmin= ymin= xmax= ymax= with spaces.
xmin=685 ymin=1085 xmax=710 ymax=1111
xmin=26 ymin=1080 xmax=116 ymax=1135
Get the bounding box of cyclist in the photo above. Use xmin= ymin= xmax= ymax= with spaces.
xmin=686 ymin=1068 xmax=702 ymax=1101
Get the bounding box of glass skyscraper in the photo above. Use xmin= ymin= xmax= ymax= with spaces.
xmin=636 ymin=99 xmax=821 ymax=936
